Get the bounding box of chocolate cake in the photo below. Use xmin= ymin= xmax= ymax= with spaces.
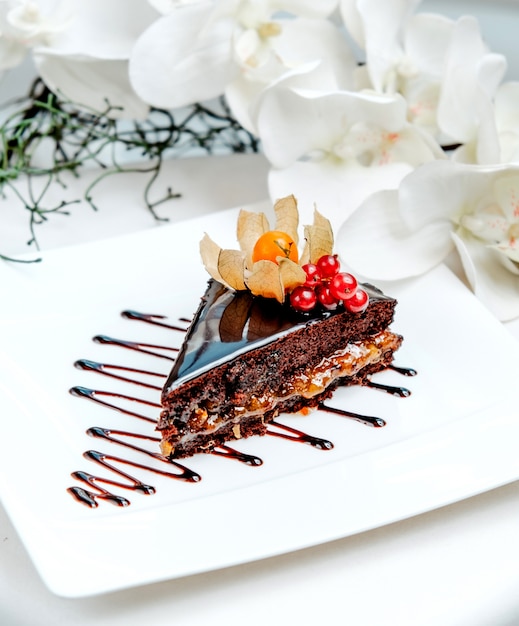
xmin=158 ymin=278 xmax=402 ymax=458
xmin=158 ymin=196 xmax=402 ymax=458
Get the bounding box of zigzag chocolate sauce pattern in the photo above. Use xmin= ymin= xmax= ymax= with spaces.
xmin=68 ymin=310 xmax=416 ymax=508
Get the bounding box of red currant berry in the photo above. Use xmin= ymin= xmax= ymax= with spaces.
xmin=316 ymin=284 xmax=339 ymax=310
xmin=344 ymin=288 xmax=369 ymax=313
xmin=290 ymin=286 xmax=317 ymax=312
xmin=316 ymin=254 xmax=340 ymax=278
xmin=302 ymin=263 xmax=322 ymax=287
xmin=330 ymin=272 xmax=358 ymax=301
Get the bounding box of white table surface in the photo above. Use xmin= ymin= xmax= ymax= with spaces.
xmin=1 ymin=152 xmax=519 ymax=626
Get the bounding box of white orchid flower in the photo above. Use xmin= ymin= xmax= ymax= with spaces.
xmin=340 ymin=0 xmax=451 ymax=136
xmin=227 ymin=15 xmax=357 ymax=132
xmin=128 ymin=0 xmax=350 ymax=131
xmin=438 ymin=16 xmax=505 ymax=164
xmin=340 ymin=0 xmax=421 ymax=90
xmin=0 ymin=0 xmax=158 ymax=118
xmin=255 ymin=64 xmax=444 ymax=229
xmin=0 ymin=0 xmax=72 ymax=71
xmin=336 ymin=160 xmax=519 ymax=321
xmin=340 ymin=0 xmax=506 ymax=153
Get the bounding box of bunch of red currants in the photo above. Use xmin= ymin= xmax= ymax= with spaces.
xmin=289 ymin=254 xmax=369 ymax=313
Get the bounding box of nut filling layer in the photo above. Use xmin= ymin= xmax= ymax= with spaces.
xmin=160 ymin=330 xmax=401 ymax=456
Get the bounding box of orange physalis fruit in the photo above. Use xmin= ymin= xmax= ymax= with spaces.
xmin=252 ymin=230 xmax=299 ymax=265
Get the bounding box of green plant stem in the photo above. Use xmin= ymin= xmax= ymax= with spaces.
xmin=0 ymin=79 xmax=258 ymax=263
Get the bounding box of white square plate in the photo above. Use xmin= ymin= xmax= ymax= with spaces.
xmin=1 ymin=206 xmax=519 ymax=598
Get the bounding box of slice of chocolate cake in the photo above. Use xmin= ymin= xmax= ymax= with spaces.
xmin=158 ymin=196 xmax=402 ymax=458
xmin=159 ymin=279 xmax=402 ymax=458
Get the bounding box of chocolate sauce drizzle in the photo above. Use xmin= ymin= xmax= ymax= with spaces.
xmin=389 ymin=364 xmax=417 ymax=377
xmin=319 ymin=403 xmax=386 ymax=428
xmin=267 ymin=421 xmax=334 ymax=450
xmin=366 ymin=379 xmax=411 ymax=398
xmin=69 ymin=385 xmax=159 ymax=424
xmin=74 ymin=359 xmax=164 ymax=390
xmin=93 ymin=335 xmax=179 ymax=361
xmin=121 ymin=310 xmax=189 ymax=333
xmin=211 ymin=445 xmax=263 ymax=466
xmin=68 ymin=310 xmax=415 ymax=508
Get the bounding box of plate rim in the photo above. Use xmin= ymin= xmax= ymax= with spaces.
xmin=1 ymin=207 xmax=519 ymax=598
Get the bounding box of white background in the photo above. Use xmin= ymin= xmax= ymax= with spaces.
xmin=2 ymin=1 xmax=519 ymax=624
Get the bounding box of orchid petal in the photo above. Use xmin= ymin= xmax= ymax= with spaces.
xmin=356 ymin=0 xmax=421 ymax=92
xmin=452 ymin=231 xmax=519 ymax=321
xmin=225 ymin=77 xmax=262 ymax=133
xmin=450 ymin=232 xmax=477 ymax=292
xmin=0 ymin=0 xmax=70 ymax=67
xmin=392 ymin=126 xmax=445 ymax=163
xmin=256 ymin=87 xmax=320 ymax=169
xmin=336 ymin=188 xmax=454 ymax=281
xmin=404 ymin=76 xmax=441 ymax=133
xmin=447 ymin=108 xmax=500 ymax=166
xmin=246 ymin=59 xmax=341 ymax=132
xmin=490 ymin=241 xmax=519 ymax=264
xmin=495 ymin=82 xmax=519 ymax=134
xmin=0 ymin=37 xmax=26 ymax=70
xmin=437 ymin=16 xmax=506 ymax=144
xmin=478 ymin=53 xmax=508 ymax=100
xmin=34 ymin=55 xmax=150 ymax=119
xmin=495 ymin=82 xmax=519 ymax=162
xmin=271 ymin=18 xmax=357 ymax=89
xmin=340 ymin=123 xmax=444 ymax=167
xmin=398 ymin=14 xmax=453 ymax=135
xmin=226 ymin=17 xmax=357 ymax=134
xmin=492 ymin=174 xmax=519 ymax=223
xmin=339 ymin=0 xmax=365 ymax=48
xmin=475 ymin=98 xmax=500 ymax=165
xmin=397 ymin=160 xmax=489 ymax=232
xmin=448 ymin=142 xmax=474 ymax=164
xmin=2 ymin=0 xmax=73 ymax=46
xmin=404 ymin=13 xmax=453 ymax=77
xmin=268 ymin=158 xmax=411 ymax=231
xmin=459 ymin=212 xmax=509 ymax=245
xmin=34 ymin=0 xmax=159 ymax=59
xmin=269 ymin=0 xmax=338 ymax=19
xmin=234 ymin=28 xmax=263 ymax=66
xmin=129 ymin=2 xmax=236 ymax=108
xmin=257 ymin=87 xmax=408 ymax=169
xmin=498 ymin=131 xmax=519 ymax=164
xmin=496 ymin=254 xmax=519 ymax=276
xmin=148 ymin=0 xmax=201 ymax=14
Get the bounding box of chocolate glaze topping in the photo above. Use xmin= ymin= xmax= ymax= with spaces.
xmin=165 ymin=279 xmax=393 ymax=392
